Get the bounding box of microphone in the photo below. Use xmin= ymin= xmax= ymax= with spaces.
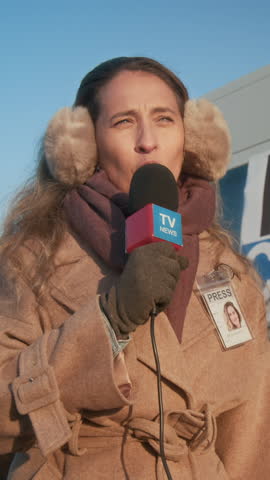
xmin=126 ymin=163 xmax=183 ymax=253
xmin=127 ymin=163 xmax=179 ymax=480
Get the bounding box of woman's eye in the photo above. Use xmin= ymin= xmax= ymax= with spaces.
xmin=114 ymin=118 xmax=130 ymax=126
xmin=158 ymin=116 xmax=173 ymax=123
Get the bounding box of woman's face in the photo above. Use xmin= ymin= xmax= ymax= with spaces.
xmin=95 ymin=70 xmax=185 ymax=193
xmin=227 ymin=305 xmax=241 ymax=328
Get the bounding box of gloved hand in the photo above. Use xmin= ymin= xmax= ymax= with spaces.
xmin=101 ymin=242 xmax=188 ymax=338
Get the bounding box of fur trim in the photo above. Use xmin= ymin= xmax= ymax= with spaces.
xmin=44 ymin=100 xmax=231 ymax=185
xmin=44 ymin=107 xmax=97 ymax=185
xmin=183 ymin=99 xmax=231 ymax=181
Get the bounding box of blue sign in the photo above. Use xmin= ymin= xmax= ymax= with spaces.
xmin=242 ymin=240 xmax=270 ymax=283
xmin=153 ymin=204 xmax=182 ymax=246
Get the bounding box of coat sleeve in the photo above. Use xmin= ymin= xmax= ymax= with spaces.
xmin=215 ymin=282 xmax=270 ymax=480
xmin=0 ymin=267 xmax=132 ymax=458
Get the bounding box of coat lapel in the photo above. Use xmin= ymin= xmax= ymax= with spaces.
xmin=48 ymin=231 xmax=116 ymax=313
xmin=133 ymin=313 xmax=195 ymax=406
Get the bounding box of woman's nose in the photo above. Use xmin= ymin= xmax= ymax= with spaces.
xmin=134 ymin=124 xmax=157 ymax=154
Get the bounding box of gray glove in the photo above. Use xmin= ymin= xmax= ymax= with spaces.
xmin=101 ymin=242 xmax=188 ymax=338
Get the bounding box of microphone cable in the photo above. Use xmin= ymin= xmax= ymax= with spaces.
xmin=150 ymin=309 xmax=173 ymax=480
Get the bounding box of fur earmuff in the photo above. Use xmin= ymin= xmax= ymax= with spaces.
xmin=44 ymin=107 xmax=97 ymax=185
xmin=44 ymin=100 xmax=231 ymax=185
xmin=183 ymin=99 xmax=231 ymax=181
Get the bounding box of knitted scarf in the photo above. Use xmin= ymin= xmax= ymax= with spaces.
xmin=64 ymin=170 xmax=215 ymax=342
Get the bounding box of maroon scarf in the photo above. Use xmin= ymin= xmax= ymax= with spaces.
xmin=64 ymin=170 xmax=215 ymax=342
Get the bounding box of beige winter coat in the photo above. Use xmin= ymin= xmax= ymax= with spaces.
xmin=0 ymin=230 xmax=269 ymax=480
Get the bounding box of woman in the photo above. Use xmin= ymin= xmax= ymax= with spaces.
xmin=0 ymin=57 xmax=269 ymax=480
xmin=224 ymin=301 xmax=242 ymax=330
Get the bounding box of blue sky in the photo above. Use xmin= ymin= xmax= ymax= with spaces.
xmin=1 ymin=0 xmax=270 ymax=219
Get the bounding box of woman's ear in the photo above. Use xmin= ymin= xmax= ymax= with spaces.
xmin=44 ymin=106 xmax=97 ymax=185
xmin=183 ymin=99 xmax=231 ymax=181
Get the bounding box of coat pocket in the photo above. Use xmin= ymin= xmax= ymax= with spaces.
xmin=191 ymin=451 xmax=230 ymax=480
xmin=7 ymin=451 xmax=62 ymax=480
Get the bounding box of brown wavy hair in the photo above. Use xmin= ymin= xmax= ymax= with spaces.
xmin=0 ymin=151 xmax=72 ymax=297
xmin=0 ymin=56 xmax=255 ymax=298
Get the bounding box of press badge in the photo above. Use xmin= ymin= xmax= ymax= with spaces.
xmin=197 ymin=266 xmax=253 ymax=350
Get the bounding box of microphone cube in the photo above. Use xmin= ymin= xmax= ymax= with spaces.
xmin=125 ymin=203 xmax=182 ymax=253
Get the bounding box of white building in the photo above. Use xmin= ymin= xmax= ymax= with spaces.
xmin=204 ymin=65 xmax=270 ymax=323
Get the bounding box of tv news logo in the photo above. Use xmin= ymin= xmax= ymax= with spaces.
xmin=153 ymin=205 xmax=182 ymax=244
